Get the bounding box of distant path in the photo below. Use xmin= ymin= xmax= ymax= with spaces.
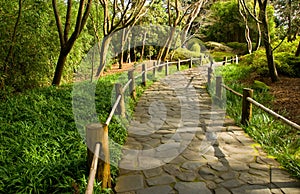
xmin=114 ymin=65 xmax=300 ymax=194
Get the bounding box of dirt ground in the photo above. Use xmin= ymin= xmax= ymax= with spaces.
xmin=102 ymin=62 xmax=135 ymax=76
xmin=262 ymin=76 xmax=300 ymax=125
xmin=105 ymin=63 xmax=300 ymax=125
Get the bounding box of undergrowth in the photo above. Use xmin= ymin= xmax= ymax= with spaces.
xmin=0 ymin=62 xmax=193 ymax=193
xmin=213 ymin=63 xmax=300 ymax=178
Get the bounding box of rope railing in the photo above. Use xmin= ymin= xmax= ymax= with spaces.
xmin=105 ymin=94 xmax=122 ymax=126
xmin=221 ymin=83 xmax=243 ymax=97
xmin=246 ymin=97 xmax=300 ymax=130
xmin=85 ymin=143 xmax=101 ymax=194
xmin=122 ymin=79 xmax=132 ymax=94
xmin=209 ymin=57 xmax=300 ymax=130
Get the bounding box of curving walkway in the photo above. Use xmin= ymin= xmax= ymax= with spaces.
xmin=114 ymin=65 xmax=300 ymax=194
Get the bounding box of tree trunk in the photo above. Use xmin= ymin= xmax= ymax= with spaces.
xmin=140 ymin=31 xmax=147 ymax=61
xmin=259 ymin=1 xmax=278 ymax=82
xmin=4 ymin=0 xmax=23 ymax=73
xmin=52 ymin=51 xmax=68 ymax=85
xmin=96 ymin=35 xmax=112 ymax=77
xmin=296 ymin=40 xmax=300 ymax=57
xmin=119 ymin=29 xmax=126 ymax=69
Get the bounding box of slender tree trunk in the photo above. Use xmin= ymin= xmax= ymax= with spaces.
xmin=259 ymin=1 xmax=278 ymax=82
xmin=296 ymin=41 xmax=300 ymax=57
xmin=4 ymin=0 xmax=23 ymax=73
xmin=96 ymin=35 xmax=112 ymax=76
xmin=52 ymin=51 xmax=68 ymax=85
xmin=140 ymin=31 xmax=147 ymax=60
xmin=119 ymin=29 xmax=126 ymax=69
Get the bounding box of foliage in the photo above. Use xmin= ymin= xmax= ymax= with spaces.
xmin=0 ymin=1 xmax=94 ymax=91
xmin=0 ymin=73 xmax=132 ymax=193
xmin=170 ymin=48 xmax=202 ymax=61
xmin=213 ymin=63 xmax=300 ymax=178
xmin=201 ymin=0 xmax=245 ymax=43
xmin=226 ymin=42 xmax=249 ymax=55
xmin=239 ymin=37 xmax=300 ymax=77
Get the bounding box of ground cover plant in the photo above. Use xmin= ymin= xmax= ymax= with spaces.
xmin=0 ymin=61 xmax=193 ymax=193
xmin=0 ymin=73 xmax=134 ymax=193
xmin=212 ymin=62 xmax=300 ymax=178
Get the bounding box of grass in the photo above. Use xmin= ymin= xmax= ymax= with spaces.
xmin=211 ymin=63 xmax=300 ymax=178
xmin=0 ymin=61 xmax=194 ymax=193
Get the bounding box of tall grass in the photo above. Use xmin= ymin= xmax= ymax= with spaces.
xmin=213 ymin=63 xmax=300 ymax=178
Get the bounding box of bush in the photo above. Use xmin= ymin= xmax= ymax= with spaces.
xmin=190 ymin=43 xmax=201 ymax=53
xmin=170 ymin=48 xmax=202 ymax=61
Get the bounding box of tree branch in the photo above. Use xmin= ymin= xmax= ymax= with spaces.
xmin=64 ymin=0 xmax=72 ymax=43
xmin=52 ymin=0 xmax=65 ymax=46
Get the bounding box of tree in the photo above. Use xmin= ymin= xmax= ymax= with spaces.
xmin=95 ymin=0 xmax=152 ymax=77
xmin=257 ymin=0 xmax=278 ymax=82
xmin=157 ymin=0 xmax=208 ymax=62
xmin=52 ymin=0 xmax=92 ymax=86
xmin=0 ymin=0 xmax=61 ymax=91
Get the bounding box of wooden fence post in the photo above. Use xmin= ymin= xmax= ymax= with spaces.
xmin=115 ymin=83 xmax=125 ymax=117
xmin=86 ymin=123 xmax=103 ymax=183
xmin=177 ymin=59 xmax=181 ymax=71
xmin=153 ymin=61 xmax=156 ymax=77
xmin=142 ymin=64 xmax=147 ymax=86
xmin=165 ymin=61 xmax=169 ymax=76
xmin=101 ymin=124 xmax=111 ymax=188
xmin=208 ymin=67 xmax=212 ymax=86
xmin=231 ymin=56 xmax=234 ymax=64
xmin=216 ymin=76 xmax=222 ymax=99
xmin=189 ymin=57 xmax=193 ymax=68
xmin=241 ymin=88 xmax=253 ymax=125
xmin=128 ymin=69 xmax=136 ymax=100
xmin=236 ymin=55 xmax=239 ymax=64
xmin=200 ymin=55 xmax=203 ymax=66
xmin=223 ymin=57 xmax=227 ymax=65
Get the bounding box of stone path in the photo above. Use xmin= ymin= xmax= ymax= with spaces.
xmin=114 ymin=65 xmax=300 ymax=194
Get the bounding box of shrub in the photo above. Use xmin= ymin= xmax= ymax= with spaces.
xmin=190 ymin=43 xmax=201 ymax=53
xmin=170 ymin=48 xmax=201 ymax=61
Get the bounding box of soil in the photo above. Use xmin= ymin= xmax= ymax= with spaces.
xmin=105 ymin=63 xmax=300 ymax=125
xmin=263 ymin=76 xmax=300 ymax=125
xmin=244 ymin=73 xmax=300 ymax=125
xmin=102 ymin=62 xmax=135 ymax=76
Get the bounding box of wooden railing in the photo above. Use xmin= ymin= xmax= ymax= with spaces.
xmin=85 ymin=56 xmax=206 ymax=193
xmin=208 ymin=56 xmax=300 ymax=130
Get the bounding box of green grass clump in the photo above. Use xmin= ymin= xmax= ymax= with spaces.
xmin=0 ymin=85 xmax=88 ymax=193
xmin=213 ymin=63 xmax=300 ymax=178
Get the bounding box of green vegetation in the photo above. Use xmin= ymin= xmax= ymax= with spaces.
xmin=0 ymin=73 xmax=142 ymax=193
xmin=214 ymin=63 xmax=300 ymax=178
xmin=0 ymin=61 xmax=193 ymax=193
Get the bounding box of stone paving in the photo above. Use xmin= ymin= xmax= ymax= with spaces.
xmin=114 ymin=65 xmax=300 ymax=194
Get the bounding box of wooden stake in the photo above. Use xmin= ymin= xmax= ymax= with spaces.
xmin=128 ymin=69 xmax=136 ymax=100
xmin=165 ymin=61 xmax=169 ymax=76
xmin=241 ymin=88 xmax=253 ymax=125
xmin=142 ymin=64 xmax=147 ymax=86
xmin=101 ymin=124 xmax=111 ymax=188
xmin=86 ymin=123 xmax=103 ymax=182
xmin=115 ymin=83 xmax=125 ymax=117
xmin=216 ymin=76 xmax=222 ymax=99
xmin=223 ymin=57 xmax=227 ymax=65
xmin=153 ymin=61 xmax=156 ymax=77
xmin=208 ymin=67 xmax=212 ymax=86
xmin=177 ymin=59 xmax=181 ymax=71
xmin=189 ymin=57 xmax=193 ymax=68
